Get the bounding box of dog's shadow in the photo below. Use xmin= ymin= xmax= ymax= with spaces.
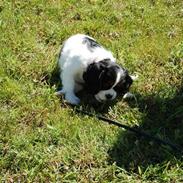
xmin=43 ymin=65 xmax=61 ymax=89
xmin=108 ymin=82 xmax=183 ymax=172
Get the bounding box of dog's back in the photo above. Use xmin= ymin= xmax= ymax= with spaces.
xmin=59 ymin=34 xmax=115 ymax=71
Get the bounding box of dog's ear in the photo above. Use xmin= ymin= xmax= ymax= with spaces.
xmin=114 ymin=70 xmax=133 ymax=94
xmin=83 ymin=62 xmax=106 ymax=94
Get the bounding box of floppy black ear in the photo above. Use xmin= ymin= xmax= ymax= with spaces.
xmin=83 ymin=62 xmax=105 ymax=94
xmin=114 ymin=71 xmax=133 ymax=94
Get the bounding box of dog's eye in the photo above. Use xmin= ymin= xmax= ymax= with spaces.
xmin=102 ymin=80 xmax=114 ymax=89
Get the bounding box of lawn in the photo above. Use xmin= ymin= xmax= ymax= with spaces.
xmin=0 ymin=0 xmax=183 ymax=182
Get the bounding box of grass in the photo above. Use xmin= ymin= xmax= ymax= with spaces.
xmin=0 ymin=0 xmax=183 ymax=182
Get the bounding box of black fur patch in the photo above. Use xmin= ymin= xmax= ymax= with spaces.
xmin=83 ymin=60 xmax=133 ymax=96
xmin=114 ymin=74 xmax=133 ymax=95
xmin=83 ymin=36 xmax=101 ymax=52
xmin=83 ymin=60 xmax=119 ymax=94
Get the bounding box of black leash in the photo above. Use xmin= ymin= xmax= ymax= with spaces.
xmin=76 ymin=108 xmax=183 ymax=154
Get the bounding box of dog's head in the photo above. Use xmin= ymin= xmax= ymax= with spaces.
xmin=83 ymin=59 xmax=133 ymax=102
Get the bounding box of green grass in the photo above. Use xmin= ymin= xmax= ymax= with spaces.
xmin=0 ymin=0 xmax=183 ymax=182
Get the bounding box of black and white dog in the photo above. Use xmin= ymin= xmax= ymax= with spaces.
xmin=57 ymin=34 xmax=134 ymax=105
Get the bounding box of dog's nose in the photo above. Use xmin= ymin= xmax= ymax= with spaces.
xmin=105 ymin=94 xmax=113 ymax=100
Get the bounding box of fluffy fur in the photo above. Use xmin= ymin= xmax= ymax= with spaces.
xmin=57 ymin=34 xmax=133 ymax=105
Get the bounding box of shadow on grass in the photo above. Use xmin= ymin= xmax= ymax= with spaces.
xmin=108 ymin=81 xmax=183 ymax=171
xmin=46 ymin=66 xmax=183 ymax=171
xmin=43 ymin=65 xmax=61 ymax=89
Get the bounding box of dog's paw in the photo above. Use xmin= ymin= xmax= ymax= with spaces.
xmin=65 ymin=94 xmax=80 ymax=105
xmin=123 ymin=92 xmax=134 ymax=99
xmin=130 ymin=74 xmax=138 ymax=81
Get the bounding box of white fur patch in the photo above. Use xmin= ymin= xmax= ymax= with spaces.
xmin=95 ymin=89 xmax=117 ymax=102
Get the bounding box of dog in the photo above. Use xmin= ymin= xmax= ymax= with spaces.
xmin=56 ymin=34 xmax=134 ymax=105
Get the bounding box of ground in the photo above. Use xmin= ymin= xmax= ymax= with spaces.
xmin=0 ymin=0 xmax=183 ymax=182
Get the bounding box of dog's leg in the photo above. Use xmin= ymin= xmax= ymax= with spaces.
xmin=60 ymin=72 xmax=80 ymax=105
